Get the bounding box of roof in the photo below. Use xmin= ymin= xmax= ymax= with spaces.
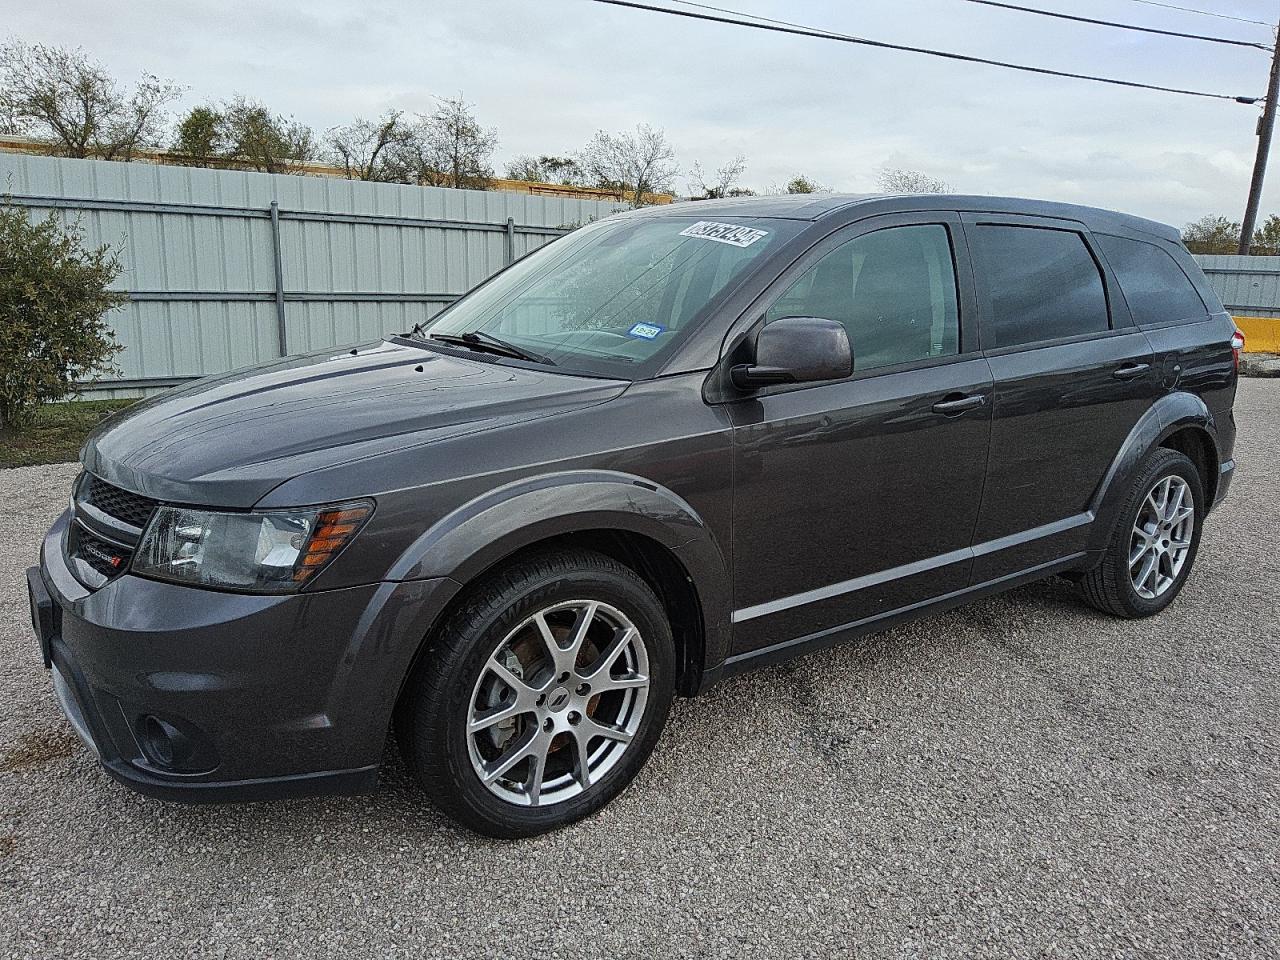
xmin=627 ymin=192 xmax=1180 ymax=241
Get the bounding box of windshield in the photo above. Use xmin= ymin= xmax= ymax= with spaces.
xmin=417 ymin=215 xmax=801 ymax=375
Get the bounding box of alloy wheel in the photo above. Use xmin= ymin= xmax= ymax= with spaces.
xmin=466 ymin=600 xmax=650 ymax=806
xmin=1129 ymin=474 xmax=1194 ymax=600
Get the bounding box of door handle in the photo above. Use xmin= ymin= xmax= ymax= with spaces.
xmin=931 ymin=393 xmax=986 ymax=415
xmin=1112 ymin=362 xmax=1150 ymax=380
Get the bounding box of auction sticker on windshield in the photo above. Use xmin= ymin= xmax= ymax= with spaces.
xmin=678 ymin=221 xmax=769 ymax=248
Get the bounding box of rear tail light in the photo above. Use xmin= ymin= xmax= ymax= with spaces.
xmin=1231 ymin=329 xmax=1246 ymax=372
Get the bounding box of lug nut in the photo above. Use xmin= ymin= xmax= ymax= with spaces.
xmin=558 ymin=671 xmax=570 ymax=683
xmin=575 ymin=682 xmax=590 ymax=696
xmin=535 ymin=693 xmax=546 ymax=707
xmin=543 ymin=718 xmax=554 ymax=732
xmin=568 ymin=711 xmax=581 ymax=725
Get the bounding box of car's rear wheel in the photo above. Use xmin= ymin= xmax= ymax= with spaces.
xmin=395 ymin=549 xmax=675 ymax=838
xmin=1081 ymin=448 xmax=1204 ymax=618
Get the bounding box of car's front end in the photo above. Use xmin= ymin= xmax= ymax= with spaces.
xmin=28 ymin=467 xmax=459 ymax=800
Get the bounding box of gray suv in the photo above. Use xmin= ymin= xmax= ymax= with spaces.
xmin=28 ymin=193 xmax=1240 ymax=837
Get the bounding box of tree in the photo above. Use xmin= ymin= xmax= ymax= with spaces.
xmin=325 ymin=110 xmax=410 ymax=182
xmin=578 ymin=123 xmax=678 ymax=208
xmin=170 ymin=105 xmax=227 ymax=167
xmin=877 ymin=167 xmax=954 ymax=194
xmin=0 ymin=39 xmax=180 ymax=160
xmin=504 ymin=154 xmax=584 ymax=185
xmin=1183 ymin=215 xmax=1241 ymax=255
xmin=1251 ymin=214 xmax=1280 ymax=255
xmin=782 ymin=174 xmax=825 ymax=194
xmin=392 ymin=95 xmax=497 ymax=190
xmin=220 ymin=97 xmax=316 ymax=173
xmin=0 ymin=200 xmax=126 ymax=428
xmin=689 ymin=154 xmax=750 ymax=199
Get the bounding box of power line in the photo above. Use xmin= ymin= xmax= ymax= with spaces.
xmin=1117 ymin=0 xmax=1273 ymax=28
xmin=594 ymin=0 xmax=1263 ymax=103
xmin=957 ymin=0 xmax=1272 ymax=50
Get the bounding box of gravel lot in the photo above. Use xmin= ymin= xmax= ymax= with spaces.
xmin=1 ymin=380 xmax=1277 ymax=960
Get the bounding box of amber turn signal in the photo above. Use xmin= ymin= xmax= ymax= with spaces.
xmin=293 ymin=503 xmax=373 ymax=582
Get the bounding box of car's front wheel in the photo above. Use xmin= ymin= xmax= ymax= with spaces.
xmin=395 ymin=549 xmax=675 ymax=838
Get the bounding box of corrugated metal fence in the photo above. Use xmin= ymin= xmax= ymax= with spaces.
xmin=5 ymin=152 xmax=1279 ymax=395
xmin=1 ymin=153 xmax=627 ymax=397
xmin=1193 ymin=255 xmax=1280 ymax=320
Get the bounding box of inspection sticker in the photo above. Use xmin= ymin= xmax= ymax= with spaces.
xmin=627 ymin=322 xmax=665 ymax=340
xmin=678 ymin=221 xmax=769 ymax=248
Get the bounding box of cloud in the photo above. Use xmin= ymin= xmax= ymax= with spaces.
xmin=6 ymin=0 xmax=1274 ymax=227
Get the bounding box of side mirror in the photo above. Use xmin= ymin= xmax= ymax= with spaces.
xmin=731 ymin=316 xmax=853 ymax=390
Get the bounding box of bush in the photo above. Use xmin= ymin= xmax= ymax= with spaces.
xmin=0 ymin=199 xmax=126 ymax=429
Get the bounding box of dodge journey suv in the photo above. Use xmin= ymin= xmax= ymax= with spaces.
xmin=28 ymin=194 xmax=1240 ymax=837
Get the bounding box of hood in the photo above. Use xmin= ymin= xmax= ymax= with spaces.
xmin=83 ymin=339 xmax=627 ymax=508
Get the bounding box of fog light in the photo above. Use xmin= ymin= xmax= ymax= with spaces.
xmin=139 ymin=715 xmax=192 ymax=770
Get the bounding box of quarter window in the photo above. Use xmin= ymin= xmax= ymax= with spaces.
xmin=1096 ymin=234 xmax=1208 ymax=326
xmin=765 ymin=224 xmax=960 ymax=372
xmin=971 ymin=225 xmax=1109 ymax=349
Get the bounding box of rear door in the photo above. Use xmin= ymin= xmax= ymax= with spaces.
xmin=727 ymin=213 xmax=994 ymax=656
xmin=961 ymin=213 xmax=1160 ymax=581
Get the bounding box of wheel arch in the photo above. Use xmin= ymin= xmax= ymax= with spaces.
xmin=388 ymin=470 xmax=731 ymax=700
xmin=1087 ymin=391 xmax=1220 ymax=555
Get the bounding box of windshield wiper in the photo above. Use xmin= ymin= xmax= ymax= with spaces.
xmin=426 ymin=330 xmax=555 ymax=366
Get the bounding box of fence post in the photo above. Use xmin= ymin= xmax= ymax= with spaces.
xmin=505 ymin=216 xmax=515 ymax=266
xmin=269 ymin=200 xmax=288 ymax=356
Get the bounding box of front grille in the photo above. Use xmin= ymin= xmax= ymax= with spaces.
xmin=74 ymin=528 xmax=132 ymax=578
xmin=81 ymin=474 xmax=159 ymax=529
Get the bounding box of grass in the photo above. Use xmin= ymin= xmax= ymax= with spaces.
xmin=0 ymin=399 xmax=136 ymax=468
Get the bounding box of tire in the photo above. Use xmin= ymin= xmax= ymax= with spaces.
xmin=1081 ymin=448 xmax=1204 ymax=619
xmin=394 ymin=549 xmax=676 ymax=838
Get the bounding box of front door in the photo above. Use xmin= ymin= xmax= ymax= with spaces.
xmin=726 ymin=214 xmax=994 ymax=657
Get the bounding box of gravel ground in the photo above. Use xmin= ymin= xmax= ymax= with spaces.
xmin=1 ymin=381 xmax=1277 ymax=960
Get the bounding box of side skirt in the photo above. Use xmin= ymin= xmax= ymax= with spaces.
xmin=715 ymin=552 xmax=1086 ymax=680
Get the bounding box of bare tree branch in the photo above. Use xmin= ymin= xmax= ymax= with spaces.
xmin=690 ymin=154 xmax=749 ymax=199
xmin=578 ymin=124 xmax=678 ymax=208
xmin=876 ymin=167 xmax=955 ymax=194
xmin=0 ymin=39 xmax=180 ymax=160
xmin=325 ymin=110 xmax=411 ymax=181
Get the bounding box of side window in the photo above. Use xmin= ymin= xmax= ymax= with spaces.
xmin=971 ymin=225 xmax=1109 ymax=350
xmin=1095 ymin=234 xmax=1208 ymax=326
xmin=765 ymin=224 xmax=960 ymax=372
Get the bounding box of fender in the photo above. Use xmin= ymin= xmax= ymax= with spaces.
xmin=387 ymin=469 xmax=733 ymax=680
xmin=1086 ymin=390 xmax=1220 ymax=556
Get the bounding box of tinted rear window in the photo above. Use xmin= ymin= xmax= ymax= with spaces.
xmin=1096 ymin=234 xmax=1207 ymax=326
xmin=972 ymin=225 xmax=1109 ymax=350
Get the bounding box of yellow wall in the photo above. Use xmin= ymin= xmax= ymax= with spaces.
xmin=1234 ymin=316 xmax=1280 ymax=354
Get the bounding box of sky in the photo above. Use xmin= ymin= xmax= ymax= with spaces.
xmin=8 ymin=0 xmax=1280 ymax=228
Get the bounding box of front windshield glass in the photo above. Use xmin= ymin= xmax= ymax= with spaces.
xmin=418 ymin=215 xmax=800 ymax=375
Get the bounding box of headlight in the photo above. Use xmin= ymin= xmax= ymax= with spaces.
xmin=134 ymin=500 xmax=373 ymax=593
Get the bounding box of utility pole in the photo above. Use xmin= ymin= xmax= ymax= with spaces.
xmin=1238 ymin=21 xmax=1280 ymax=256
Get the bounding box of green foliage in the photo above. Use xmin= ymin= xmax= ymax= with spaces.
xmin=170 ymin=105 xmax=227 ymax=166
xmin=0 ymin=398 xmax=133 ymax=467
xmin=1251 ymin=214 xmax=1280 ymax=255
xmin=784 ymin=175 xmax=824 ymax=194
xmin=1182 ymin=215 xmax=1241 ymax=255
xmin=220 ymin=96 xmax=316 ymax=173
xmin=0 ymin=200 xmax=125 ymax=429
xmin=505 ymin=154 xmax=584 ymax=185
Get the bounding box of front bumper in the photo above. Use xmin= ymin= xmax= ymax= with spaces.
xmin=31 ymin=510 xmax=458 ymax=803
